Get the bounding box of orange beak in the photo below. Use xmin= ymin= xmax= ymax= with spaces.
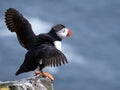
xmin=67 ymin=29 xmax=72 ymax=37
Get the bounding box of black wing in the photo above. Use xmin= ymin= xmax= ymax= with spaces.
xmin=15 ymin=43 xmax=68 ymax=75
xmin=37 ymin=43 xmax=68 ymax=67
xmin=5 ymin=8 xmax=36 ymax=49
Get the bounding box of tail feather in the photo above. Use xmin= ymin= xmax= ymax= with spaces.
xmin=15 ymin=64 xmax=27 ymax=75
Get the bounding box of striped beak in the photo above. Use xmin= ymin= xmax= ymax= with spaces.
xmin=67 ymin=29 xmax=72 ymax=37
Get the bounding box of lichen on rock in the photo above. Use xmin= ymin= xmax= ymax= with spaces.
xmin=0 ymin=75 xmax=54 ymax=90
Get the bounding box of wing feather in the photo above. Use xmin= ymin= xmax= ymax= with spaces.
xmin=55 ymin=56 xmax=59 ymax=66
xmin=5 ymin=8 xmax=36 ymax=49
xmin=36 ymin=43 xmax=68 ymax=68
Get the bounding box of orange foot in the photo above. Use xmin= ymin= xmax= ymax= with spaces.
xmin=34 ymin=71 xmax=54 ymax=81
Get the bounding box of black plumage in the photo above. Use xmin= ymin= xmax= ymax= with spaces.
xmin=5 ymin=8 xmax=69 ymax=75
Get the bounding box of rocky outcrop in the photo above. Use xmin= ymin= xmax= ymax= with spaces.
xmin=0 ymin=75 xmax=54 ymax=90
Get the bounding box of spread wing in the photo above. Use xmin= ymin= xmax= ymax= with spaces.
xmin=37 ymin=43 xmax=68 ymax=67
xmin=15 ymin=43 xmax=68 ymax=75
xmin=5 ymin=8 xmax=36 ymax=49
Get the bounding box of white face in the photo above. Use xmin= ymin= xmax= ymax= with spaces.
xmin=56 ymin=28 xmax=68 ymax=39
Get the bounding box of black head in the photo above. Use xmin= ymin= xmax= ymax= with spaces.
xmin=52 ymin=24 xmax=65 ymax=32
xmin=48 ymin=24 xmax=72 ymax=41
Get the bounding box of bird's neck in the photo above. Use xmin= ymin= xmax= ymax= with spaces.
xmin=54 ymin=41 xmax=62 ymax=51
xmin=48 ymin=31 xmax=62 ymax=41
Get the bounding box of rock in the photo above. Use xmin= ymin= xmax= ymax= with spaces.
xmin=0 ymin=75 xmax=54 ymax=90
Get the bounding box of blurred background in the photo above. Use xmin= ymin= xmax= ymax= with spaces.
xmin=0 ymin=0 xmax=120 ymax=90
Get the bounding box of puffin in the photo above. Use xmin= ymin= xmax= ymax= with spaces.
xmin=5 ymin=8 xmax=72 ymax=80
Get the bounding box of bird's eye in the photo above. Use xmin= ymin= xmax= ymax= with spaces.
xmin=62 ymin=29 xmax=65 ymax=33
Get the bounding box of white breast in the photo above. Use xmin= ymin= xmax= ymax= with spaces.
xmin=54 ymin=41 xmax=62 ymax=51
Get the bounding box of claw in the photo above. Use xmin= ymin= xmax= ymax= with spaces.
xmin=41 ymin=72 xmax=54 ymax=81
xmin=34 ymin=71 xmax=41 ymax=75
xmin=34 ymin=71 xmax=54 ymax=81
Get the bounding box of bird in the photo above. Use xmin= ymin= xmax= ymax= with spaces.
xmin=5 ymin=8 xmax=72 ymax=80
